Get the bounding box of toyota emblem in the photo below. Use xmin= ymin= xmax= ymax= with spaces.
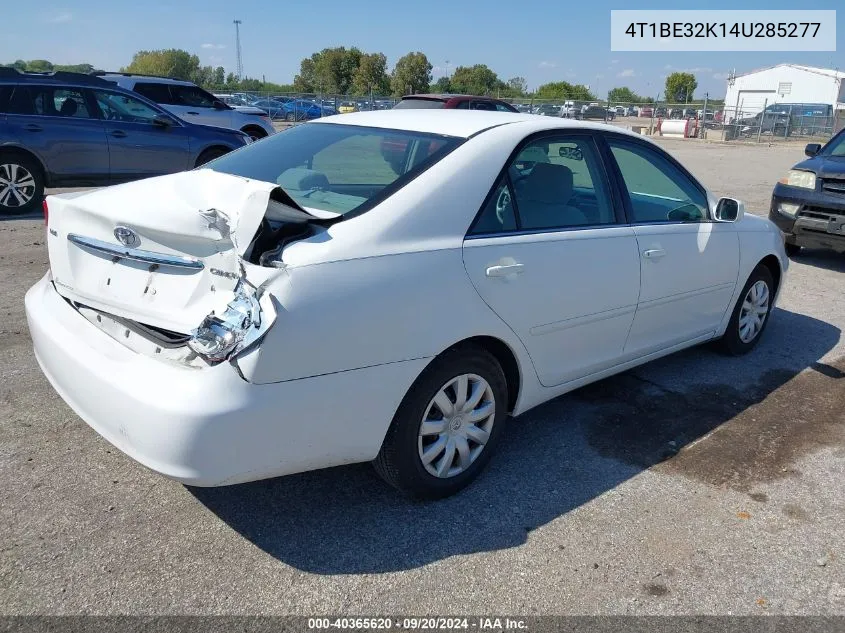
xmin=114 ymin=226 xmax=139 ymax=248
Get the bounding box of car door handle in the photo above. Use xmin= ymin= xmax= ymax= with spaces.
xmin=110 ymin=130 xmax=128 ymax=138
xmin=186 ymin=111 xmax=200 ymax=115
xmin=486 ymin=263 xmax=525 ymax=277
xmin=24 ymin=124 xmax=43 ymax=132
xmin=642 ymin=249 xmax=666 ymax=260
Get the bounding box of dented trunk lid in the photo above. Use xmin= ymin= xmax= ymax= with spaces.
xmin=46 ymin=169 xmax=329 ymax=334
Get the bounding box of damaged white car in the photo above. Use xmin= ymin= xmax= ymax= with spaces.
xmin=26 ymin=110 xmax=788 ymax=498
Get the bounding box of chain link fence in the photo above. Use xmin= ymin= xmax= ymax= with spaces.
xmin=221 ymin=90 xmax=844 ymax=142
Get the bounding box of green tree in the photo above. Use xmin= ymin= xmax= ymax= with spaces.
xmin=293 ymin=47 xmax=364 ymax=94
xmin=26 ymin=60 xmax=54 ymax=72
xmin=391 ymin=52 xmax=431 ymax=96
xmin=54 ymin=63 xmax=96 ymax=74
xmin=213 ymin=66 xmax=225 ymax=87
xmin=122 ymin=49 xmax=200 ymax=80
xmin=535 ymin=81 xmax=595 ymax=101
xmin=665 ymin=72 xmax=697 ymax=102
xmin=431 ymin=76 xmax=452 ymax=93
xmin=353 ymin=52 xmax=389 ymax=95
xmin=608 ymin=86 xmax=643 ymax=103
xmin=506 ymin=76 xmax=527 ymax=96
xmin=450 ymin=64 xmax=502 ymax=95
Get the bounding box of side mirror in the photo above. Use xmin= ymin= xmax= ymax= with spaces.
xmin=714 ymin=197 xmax=744 ymax=222
xmin=805 ymin=143 xmax=822 ymax=157
xmin=152 ymin=114 xmax=174 ymax=127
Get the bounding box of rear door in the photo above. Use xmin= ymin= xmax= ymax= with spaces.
xmin=4 ymin=85 xmax=109 ymax=185
xmin=91 ymin=88 xmax=191 ymax=182
xmin=604 ymin=136 xmax=739 ymax=357
xmin=462 ymin=132 xmax=641 ymax=387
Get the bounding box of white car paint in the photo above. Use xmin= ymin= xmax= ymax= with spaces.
xmin=25 ymin=111 xmax=788 ymax=487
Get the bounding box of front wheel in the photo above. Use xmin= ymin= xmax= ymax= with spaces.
xmin=374 ymin=345 xmax=508 ymax=499
xmin=717 ymin=264 xmax=775 ymax=355
xmin=195 ymin=147 xmax=229 ymax=167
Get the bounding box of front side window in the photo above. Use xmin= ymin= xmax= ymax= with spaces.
xmin=93 ymin=90 xmax=162 ymax=124
xmin=823 ymin=130 xmax=845 ymax=157
xmin=206 ymin=123 xmax=462 ymax=216
xmin=470 ymin=135 xmax=615 ymax=234
xmin=608 ymin=140 xmax=708 ymax=223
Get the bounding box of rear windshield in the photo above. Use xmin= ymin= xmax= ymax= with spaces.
xmin=206 ymin=123 xmax=463 ymax=215
xmin=394 ymin=98 xmax=446 ymax=109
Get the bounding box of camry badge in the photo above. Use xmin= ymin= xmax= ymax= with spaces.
xmin=114 ymin=226 xmax=140 ymax=248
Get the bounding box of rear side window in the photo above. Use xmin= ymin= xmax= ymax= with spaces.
xmin=7 ymin=86 xmax=92 ymax=118
xmin=207 ymin=123 xmax=463 ymax=216
xmin=7 ymin=87 xmax=36 ymax=115
xmin=133 ymin=83 xmax=175 ymax=104
xmin=393 ymin=99 xmax=445 ymax=110
xmin=0 ymin=86 xmax=11 ymax=113
xmin=171 ymin=85 xmax=217 ymax=108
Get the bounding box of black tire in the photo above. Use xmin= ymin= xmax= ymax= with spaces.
xmin=717 ymin=264 xmax=775 ymax=356
xmin=0 ymin=153 xmax=44 ymax=215
xmin=373 ymin=344 xmax=509 ymax=499
xmin=195 ymin=148 xmax=229 ymax=168
xmin=284 ymin=112 xmax=294 ymax=122
xmin=784 ymin=242 xmax=801 ymax=257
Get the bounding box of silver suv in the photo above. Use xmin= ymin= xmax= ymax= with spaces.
xmin=96 ymin=73 xmax=275 ymax=140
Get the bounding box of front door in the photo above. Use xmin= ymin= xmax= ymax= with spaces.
xmin=605 ymin=137 xmax=739 ymax=357
xmin=462 ymin=133 xmax=641 ymax=387
xmin=91 ymin=89 xmax=192 ymax=182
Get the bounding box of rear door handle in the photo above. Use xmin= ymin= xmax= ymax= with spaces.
xmin=642 ymin=249 xmax=666 ymax=260
xmin=110 ymin=130 xmax=128 ymax=138
xmin=486 ymin=263 xmax=525 ymax=277
xmin=186 ymin=111 xmax=200 ymax=115
xmin=24 ymin=124 xmax=43 ymax=132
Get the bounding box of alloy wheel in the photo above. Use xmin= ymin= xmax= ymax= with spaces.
xmin=0 ymin=163 xmax=36 ymax=208
xmin=417 ymin=373 xmax=495 ymax=478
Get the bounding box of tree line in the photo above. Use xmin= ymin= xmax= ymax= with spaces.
xmin=3 ymin=52 xmax=705 ymax=103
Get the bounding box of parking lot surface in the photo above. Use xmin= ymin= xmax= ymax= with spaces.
xmin=1 ymin=139 xmax=843 ymax=615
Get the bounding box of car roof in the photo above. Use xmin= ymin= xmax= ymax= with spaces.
xmin=402 ymin=94 xmax=505 ymax=102
xmin=314 ymin=109 xmax=645 ymax=140
xmin=97 ymin=73 xmax=194 ymax=86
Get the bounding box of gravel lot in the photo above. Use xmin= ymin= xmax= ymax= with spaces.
xmin=1 ymin=139 xmax=843 ymax=616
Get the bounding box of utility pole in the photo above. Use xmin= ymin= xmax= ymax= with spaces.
xmin=233 ymin=19 xmax=243 ymax=80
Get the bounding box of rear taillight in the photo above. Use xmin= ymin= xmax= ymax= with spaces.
xmin=42 ymin=199 xmax=49 ymax=226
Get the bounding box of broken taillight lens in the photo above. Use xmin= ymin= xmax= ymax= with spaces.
xmin=42 ymin=199 xmax=49 ymax=226
xmin=187 ymin=280 xmax=267 ymax=363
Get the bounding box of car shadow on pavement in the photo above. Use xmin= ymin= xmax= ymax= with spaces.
xmin=792 ymin=249 xmax=845 ymax=273
xmin=189 ymin=307 xmax=843 ymax=575
xmin=0 ymin=209 xmax=41 ymax=222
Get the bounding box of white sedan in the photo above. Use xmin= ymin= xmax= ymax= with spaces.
xmin=26 ymin=111 xmax=788 ymax=498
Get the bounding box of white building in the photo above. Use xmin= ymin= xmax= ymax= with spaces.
xmin=723 ymin=63 xmax=845 ymax=123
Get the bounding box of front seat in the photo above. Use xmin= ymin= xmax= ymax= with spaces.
xmin=516 ymin=163 xmax=588 ymax=229
xmin=59 ymin=98 xmax=78 ymax=116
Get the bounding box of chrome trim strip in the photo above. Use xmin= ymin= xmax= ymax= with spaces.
xmin=67 ymin=233 xmax=204 ymax=270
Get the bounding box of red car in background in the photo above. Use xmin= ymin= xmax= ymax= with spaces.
xmin=392 ymin=94 xmax=519 ymax=112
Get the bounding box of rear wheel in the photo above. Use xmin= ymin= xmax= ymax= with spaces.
xmin=0 ymin=154 xmax=44 ymax=214
xmin=195 ymin=147 xmax=229 ymax=167
xmin=284 ymin=112 xmax=294 ymax=122
xmin=374 ymin=345 xmax=508 ymax=499
xmin=717 ymin=264 xmax=775 ymax=356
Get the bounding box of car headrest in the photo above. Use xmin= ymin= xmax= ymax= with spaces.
xmin=522 ymin=163 xmax=574 ymax=204
xmin=60 ymin=98 xmax=78 ymax=116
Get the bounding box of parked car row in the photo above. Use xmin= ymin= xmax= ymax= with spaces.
xmin=0 ymin=68 xmax=252 ymax=213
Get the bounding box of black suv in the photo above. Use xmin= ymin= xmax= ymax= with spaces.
xmin=769 ymin=129 xmax=845 ymax=256
xmin=0 ymin=68 xmax=250 ymax=213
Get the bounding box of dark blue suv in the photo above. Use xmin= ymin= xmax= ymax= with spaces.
xmin=0 ymin=69 xmax=250 ymax=213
